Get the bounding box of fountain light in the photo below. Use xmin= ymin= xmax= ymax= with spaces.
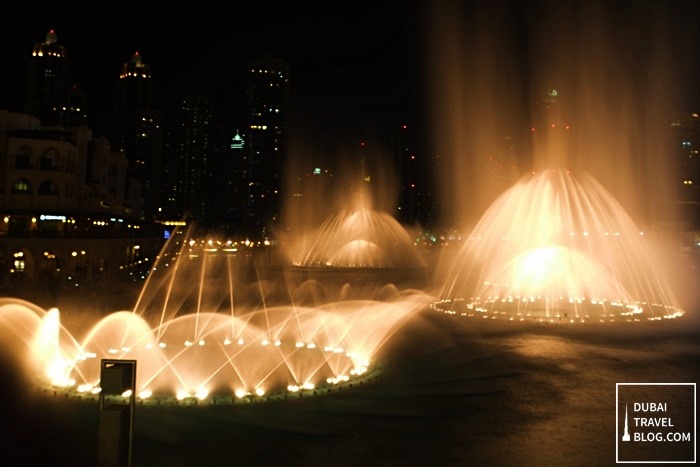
xmin=434 ymin=169 xmax=684 ymax=323
xmin=0 ymin=222 xmax=430 ymax=405
xmin=76 ymin=383 xmax=93 ymax=393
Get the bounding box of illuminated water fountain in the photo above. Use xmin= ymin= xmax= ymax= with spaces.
xmin=285 ymin=188 xmax=428 ymax=295
xmin=434 ymin=168 xmax=685 ymax=323
xmin=290 ymin=206 xmax=426 ymax=269
xmin=421 ymin=0 xmax=691 ymax=324
xmin=0 ymin=225 xmax=432 ymax=404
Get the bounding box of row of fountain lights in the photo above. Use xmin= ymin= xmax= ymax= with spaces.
xmin=120 ymin=237 xmax=274 ymax=281
xmin=467 ymin=231 xmax=645 ymax=241
xmin=413 ymin=230 xmax=643 ymax=248
xmin=430 ymin=296 xmax=684 ymax=323
xmin=186 ymin=238 xmax=272 ymax=253
xmin=48 ymin=338 xmax=373 ymax=405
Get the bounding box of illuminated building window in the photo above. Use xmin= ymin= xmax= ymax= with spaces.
xmin=12 ymin=178 xmax=32 ymax=194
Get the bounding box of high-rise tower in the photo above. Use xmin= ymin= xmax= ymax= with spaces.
xmin=671 ymin=112 xmax=700 ymax=237
xmin=393 ymin=123 xmax=432 ymax=229
xmin=245 ymin=56 xmax=291 ymax=239
xmin=211 ymin=129 xmax=247 ymax=231
xmin=530 ymin=88 xmax=573 ymax=169
xmin=24 ymin=29 xmax=88 ymax=128
xmin=112 ymin=51 xmax=164 ymax=219
xmin=171 ymin=93 xmax=213 ymax=222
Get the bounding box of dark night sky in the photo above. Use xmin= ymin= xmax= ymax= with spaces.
xmin=0 ymin=1 xmax=698 ymax=160
xmin=0 ymin=4 xmax=425 ymax=154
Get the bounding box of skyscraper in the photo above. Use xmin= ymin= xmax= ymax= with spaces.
xmin=672 ymin=112 xmax=700 ymax=236
xmin=393 ymin=123 xmax=432 ymax=229
xmin=24 ymin=29 xmax=88 ymax=128
xmin=112 ymin=51 xmax=164 ymax=220
xmin=212 ymin=129 xmax=247 ymax=231
xmin=171 ymin=93 xmax=213 ymax=222
xmin=245 ymin=56 xmax=291 ymax=239
xmin=530 ymin=88 xmax=573 ymax=169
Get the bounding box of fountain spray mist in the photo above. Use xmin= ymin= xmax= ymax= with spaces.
xmin=423 ymin=0 xmax=691 ymax=321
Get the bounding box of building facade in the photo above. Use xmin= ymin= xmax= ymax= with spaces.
xmin=672 ymin=112 xmax=700 ymax=249
xmin=112 ymin=52 xmax=165 ymax=220
xmin=245 ymin=57 xmax=291 ymax=239
xmin=24 ymin=29 xmax=88 ymax=130
xmin=0 ymin=110 xmax=163 ymax=293
xmin=170 ymin=93 xmax=213 ymax=222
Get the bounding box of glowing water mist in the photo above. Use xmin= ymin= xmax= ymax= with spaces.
xmin=0 ymin=223 xmax=432 ymax=404
xmin=281 ymin=144 xmax=428 ymax=297
xmin=425 ymin=1 xmax=687 ymax=321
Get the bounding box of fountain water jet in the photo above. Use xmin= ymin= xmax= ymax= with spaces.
xmin=284 ymin=187 xmax=429 ymax=296
xmin=424 ymin=1 xmax=689 ymax=324
xmin=0 ymin=224 xmax=433 ymax=404
xmin=433 ymin=168 xmax=685 ymax=323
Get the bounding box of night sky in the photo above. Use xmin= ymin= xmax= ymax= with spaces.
xmin=0 ymin=4 xmax=424 ymax=152
xmin=0 ymin=1 xmax=698 ymax=158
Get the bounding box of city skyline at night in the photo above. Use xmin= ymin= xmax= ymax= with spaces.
xmin=1 ymin=2 xmax=697 ymax=150
xmin=0 ymin=5 xmax=425 ymax=152
xmin=0 ymin=1 xmax=698 ymax=235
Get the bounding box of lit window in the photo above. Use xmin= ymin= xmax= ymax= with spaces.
xmin=12 ymin=179 xmax=31 ymax=194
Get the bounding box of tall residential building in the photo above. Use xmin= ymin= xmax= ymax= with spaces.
xmin=245 ymin=56 xmax=291 ymax=239
xmin=112 ymin=51 xmax=164 ymax=220
xmin=171 ymin=93 xmax=213 ymax=222
xmin=24 ymin=29 xmax=88 ymax=128
xmin=393 ymin=123 xmax=432 ymax=229
xmin=211 ymin=129 xmax=247 ymax=232
xmin=529 ymin=88 xmax=573 ymax=169
xmin=671 ymin=112 xmax=700 ymax=236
